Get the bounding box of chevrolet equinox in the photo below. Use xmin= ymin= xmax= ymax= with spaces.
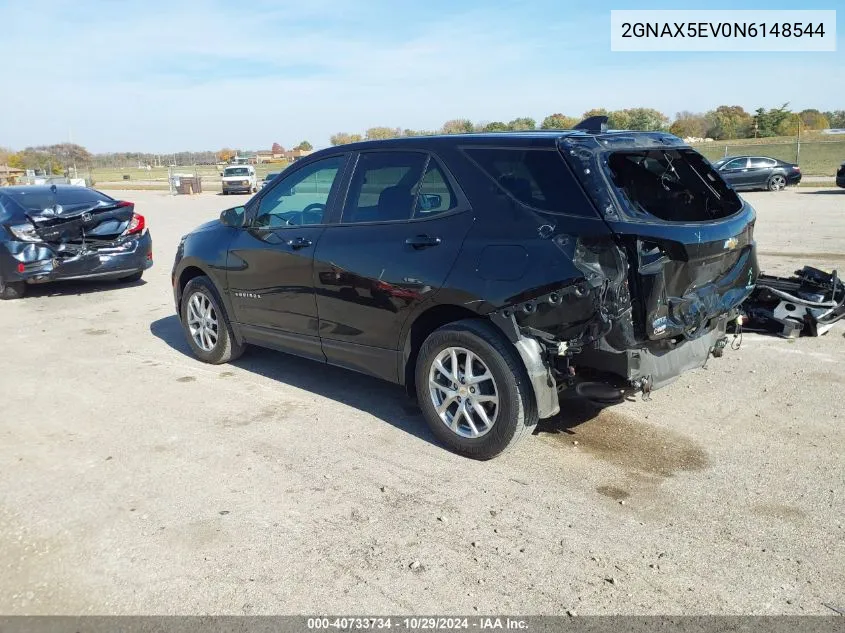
xmin=172 ymin=117 xmax=759 ymax=459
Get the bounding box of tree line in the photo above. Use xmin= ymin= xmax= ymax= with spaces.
xmin=3 ymin=105 xmax=844 ymax=172
xmin=330 ymin=106 xmax=845 ymax=145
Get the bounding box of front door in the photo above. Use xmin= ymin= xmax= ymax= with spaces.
xmin=718 ymin=157 xmax=751 ymax=188
xmin=227 ymin=154 xmax=347 ymax=361
xmin=313 ymin=150 xmax=474 ymax=381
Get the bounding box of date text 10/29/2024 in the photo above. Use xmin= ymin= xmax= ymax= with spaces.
xmin=307 ymin=618 xmax=530 ymax=630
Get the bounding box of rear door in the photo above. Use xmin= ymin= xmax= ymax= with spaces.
xmin=747 ymin=156 xmax=777 ymax=187
xmin=560 ymin=140 xmax=759 ymax=342
xmin=226 ymin=154 xmax=348 ymax=361
xmin=313 ymin=150 xmax=474 ymax=381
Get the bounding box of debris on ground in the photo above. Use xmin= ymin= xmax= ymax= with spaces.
xmin=741 ymin=266 xmax=845 ymax=338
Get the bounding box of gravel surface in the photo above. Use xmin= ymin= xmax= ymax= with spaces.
xmin=1 ymin=187 xmax=843 ymax=615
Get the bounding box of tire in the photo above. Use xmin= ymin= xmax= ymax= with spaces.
xmin=768 ymin=174 xmax=787 ymax=191
xmin=0 ymin=276 xmax=26 ymax=300
xmin=223 ymin=191 xmax=229 ymax=195
xmin=180 ymin=275 xmax=245 ymax=364
xmin=118 ymin=270 xmax=143 ymax=283
xmin=415 ymin=319 xmax=538 ymax=460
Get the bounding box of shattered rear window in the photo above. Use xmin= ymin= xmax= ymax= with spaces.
xmin=606 ymin=149 xmax=742 ymax=222
xmin=5 ymin=187 xmax=114 ymax=212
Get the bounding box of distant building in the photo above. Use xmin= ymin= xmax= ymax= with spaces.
xmin=284 ymin=148 xmax=312 ymax=162
xmin=0 ymin=164 xmax=25 ymax=186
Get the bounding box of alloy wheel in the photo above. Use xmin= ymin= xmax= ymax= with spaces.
xmin=771 ymin=175 xmax=786 ymax=191
xmin=186 ymin=291 xmax=219 ymax=352
xmin=428 ymin=347 xmax=499 ymax=438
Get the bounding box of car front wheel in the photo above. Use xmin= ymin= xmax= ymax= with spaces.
xmin=415 ymin=319 xmax=538 ymax=459
xmin=180 ymin=275 xmax=245 ymax=364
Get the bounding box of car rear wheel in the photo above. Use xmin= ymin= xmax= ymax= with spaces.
xmin=415 ymin=319 xmax=538 ymax=459
xmin=768 ymin=174 xmax=787 ymax=191
xmin=0 ymin=276 xmax=26 ymax=300
xmin=180 ymin=275 xmax=244 ymax=364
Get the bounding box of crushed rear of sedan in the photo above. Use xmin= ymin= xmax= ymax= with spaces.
xmin=0 ymin=185 xmax=152 ymax=299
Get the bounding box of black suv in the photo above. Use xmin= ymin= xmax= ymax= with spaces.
xmin=172 ymin=118 xmax=759 ymax=459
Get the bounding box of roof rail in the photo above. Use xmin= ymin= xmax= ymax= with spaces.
xmin=573 ymin=115 xmax=608 ymax=133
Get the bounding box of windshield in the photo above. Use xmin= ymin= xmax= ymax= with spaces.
xmin=224 ymin=167 xmax=250 ymax=176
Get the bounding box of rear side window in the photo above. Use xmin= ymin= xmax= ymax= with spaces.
xmin=343 ymin=152 xmax=427 ymax=223
xmin=463 ymin=148 xmax=596 ymax=217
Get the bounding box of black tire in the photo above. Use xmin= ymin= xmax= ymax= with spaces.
xmin=223 ymin=191 xmax=229 ymax=195
xmin=180 ymin=275 xmax=245 ymax=364
xmin=415 ymin=319 xmax=538 ymax=460
xmin=767 ymin=174 xmax=787 ymax=191
xmin=0 ymin=276 xmax=26 ymax=300
xmin=118 ymin=270 xmax=143 ymax=283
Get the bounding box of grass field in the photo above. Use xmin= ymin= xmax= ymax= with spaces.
xmin=89 ymin=135 xmax=845 ymax=191
xmin=690 ymin=136 xmax=844 ymax=176
xmin=90 ymin=162 xmax=290 ymax=186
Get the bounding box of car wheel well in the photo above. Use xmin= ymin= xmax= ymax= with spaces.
xmin=403 ymin=304 xmax=485 ymax=396
xmin=178 ymin=266 xmax=208 ymax=300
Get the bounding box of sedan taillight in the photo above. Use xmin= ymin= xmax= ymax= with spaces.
xmin=123 ymin=212 xmax=146 ymax=236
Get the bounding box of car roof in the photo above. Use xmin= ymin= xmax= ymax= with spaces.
xmin=321 ymin=129 xmax=686 ymax=153
xmin=0 ymin=185 xmax=109 ymax=195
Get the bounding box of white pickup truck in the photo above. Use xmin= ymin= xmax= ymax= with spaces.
xmin=221 ymin=165 xmax=257 ymax=195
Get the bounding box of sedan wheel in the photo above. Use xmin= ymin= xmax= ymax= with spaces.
xmin=429 ymin=347 xmax=499 ymax=438
xmin=768 ymin=174 xmax=787 ymax=191
xmin=186 ymin=291 xmax=219 ymax=352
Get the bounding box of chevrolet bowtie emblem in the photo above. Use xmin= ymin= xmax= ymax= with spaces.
xmin=724 ymin=237 xmax=739 ymax=250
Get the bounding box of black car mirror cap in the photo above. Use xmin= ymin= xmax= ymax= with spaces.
xmin=220 ymin=206 xmax=246 ymax=228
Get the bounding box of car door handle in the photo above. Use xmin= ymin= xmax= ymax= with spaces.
xmin=287 ymin=237 xmax=313 ymax=249
xmin=405 ymin=235 xmax=441 ymax=249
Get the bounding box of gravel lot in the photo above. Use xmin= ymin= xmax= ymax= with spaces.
xmin=1 ymin=187 xmax=843 ymax=615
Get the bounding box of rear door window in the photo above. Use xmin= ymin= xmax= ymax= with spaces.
xmin=749 ymin=157 xmax=777 ymax=168
xmin=463 ymin=147 xmax=597 ymax=217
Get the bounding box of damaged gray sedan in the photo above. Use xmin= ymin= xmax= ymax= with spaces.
xmin=0 ymin=185 xmax=152 ymax=299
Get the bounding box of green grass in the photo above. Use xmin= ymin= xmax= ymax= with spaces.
xmin=690 ymin=136 xmax=845 ymax=176
xmin=89 ymin=162 xmax=290 ymax=185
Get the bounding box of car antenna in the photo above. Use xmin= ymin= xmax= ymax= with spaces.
xmin=573 ymin=115 xmax=608 ymax=134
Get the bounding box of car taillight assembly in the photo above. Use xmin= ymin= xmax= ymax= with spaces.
xmin=793 ymin=165 xmax=801 ymax=171
xmin=123 ymin=211 xmax=146 ymax=236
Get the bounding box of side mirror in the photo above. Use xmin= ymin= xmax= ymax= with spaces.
xmin=220 ymin=206 xmax=245 ymax=228
xmin=418 ymin=193 xmax=442 ymax=211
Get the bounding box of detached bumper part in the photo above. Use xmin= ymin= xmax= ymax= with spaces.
xmin=742 ymin=266 xmax=845 ymax=338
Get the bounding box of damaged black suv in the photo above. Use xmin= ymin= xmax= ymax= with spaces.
xmin=172 ymin=117 xmax=759 ymax=459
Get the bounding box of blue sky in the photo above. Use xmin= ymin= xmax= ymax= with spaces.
xmin=0 ymin=0 xmax=841 ymax=153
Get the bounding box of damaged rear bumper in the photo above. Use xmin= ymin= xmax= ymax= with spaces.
xmin=1 ymin=231 xmax=153 ymax=284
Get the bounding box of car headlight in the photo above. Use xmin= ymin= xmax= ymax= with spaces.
xmin=7 ymin=222 xmax=41 ymax=242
